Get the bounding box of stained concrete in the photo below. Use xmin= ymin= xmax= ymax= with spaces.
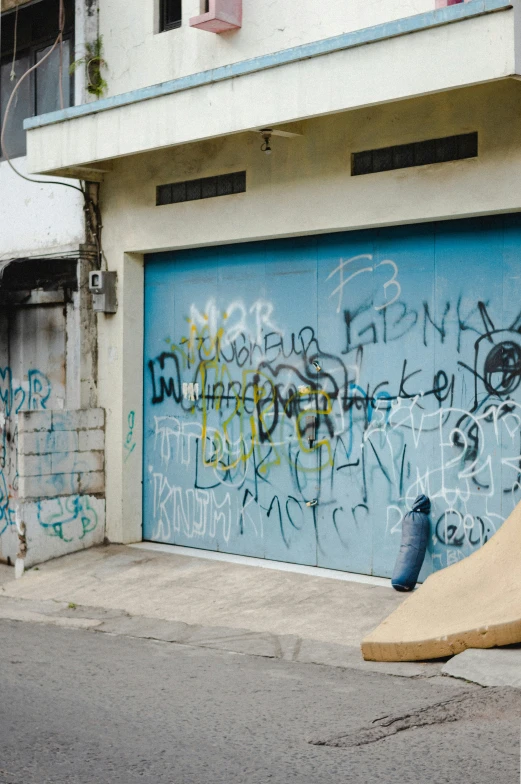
xmin=0 ymin=543 xmax=446 ymax=677
xmin=362 ymin=499 xmax=521 ymax=662
xmin=2 ymin=619 xmax=500 ymax=784
xmin=442 ymin=647 xmax=521 ymax=688
xmin=2 ymin=544 xmax=405 ymax=647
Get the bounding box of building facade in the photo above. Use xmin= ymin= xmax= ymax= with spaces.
xmin=0 ymin=0 xmax=105 ymax=570
xmin=11 ymin=0 xmax=521 ymax=576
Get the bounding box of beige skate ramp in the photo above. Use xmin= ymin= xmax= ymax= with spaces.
xmin=362 ymin=500 xmax=521 ymax=662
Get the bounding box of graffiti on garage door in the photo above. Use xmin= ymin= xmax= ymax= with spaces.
xmin=144 ymin=218 xmax=521 ymax=577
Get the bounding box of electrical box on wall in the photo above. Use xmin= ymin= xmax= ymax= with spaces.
xmin=89 ymin=270 xmax=117 ymax=314
xmin=189 ymin=0 xmax=242 ymax=33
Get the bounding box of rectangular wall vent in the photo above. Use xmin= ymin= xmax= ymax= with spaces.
xmin=351 ymin=132 xmax=477 ymax=176
xmin=156 ymin=171 xmax=246 ymax=205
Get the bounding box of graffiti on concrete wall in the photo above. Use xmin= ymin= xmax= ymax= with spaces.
xmin=37 ymin=495 xmax=99 ymax=542
xmin=124 ymin=410 xmax=136 ymax=462
xmin=0 ymin=367 xmax=52 ymax=538
xmin=144 ymin=230 xmax=521 ymax=576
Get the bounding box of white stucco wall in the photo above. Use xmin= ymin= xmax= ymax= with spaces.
xmin=0 ymin=158 xmax=84 ymax=261
xmin=95 ymin=79 xmax=521 ymax=544
xmin=100 ymin=80 xmax=521 ymax=253
xmin=25 ymin=6 xmax=516 ymax=175
xmin=101 ymin=0 xmax=436 ymax=96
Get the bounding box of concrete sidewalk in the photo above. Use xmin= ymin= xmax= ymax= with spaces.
xmin=0 ymin=543 xmax=444 ymax=678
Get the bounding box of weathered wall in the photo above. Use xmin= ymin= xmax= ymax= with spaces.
xmin=19 ymin=495 xmax=105 ymax=568
xmin=0 ymin=305 xmax=105 ymax=567
xmin=25 ymin=5 xmax=516 ymax=175
xmin=0 ymin=0 xmax=104 ymax=570
xmin=0 ymin=160 xmax=84 ymax=262
xmin=0 ymin=0 xmax=100 ymax=262
xmin=18 ymin=408 xmax=105 ymax=500
xmin=96 ymin=80 xmax=521 ymax=549
xmin=0 ymin=301 xmax=67 ymax=564
xmin=100 ymin=0 xmax=436 ymax=96
xmin=16 ymin=408 xmax=105 ymax=567
xmin=0 ymin=368 xmax=106 ymax=569
xmin=100 ymin=81 xmax=521 ymax=253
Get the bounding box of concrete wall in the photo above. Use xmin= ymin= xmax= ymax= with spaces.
xmin=0 ymin=297 xmax=105 ymax=567
xmin=26 ymin=3 xmax=516 ymax=174
xmin=0 ymin=300 xmax=68 ymax=565
xmin=96 ymin=80 xmax=521 ymax=546
xmin=0 ymin=0 xmax=99 ymax=260
xmin=18 ymin=408 xmax=105 ymax=501
xmin=16 ymin=408 xmax=105 ymax=568
xmin=100 ymin=0 xmax=438 ymax=96
xmin=0 ymin=0 xmax=105 ymax=570
xmin=100 ymin=81 xmax=521 ymax=252
xmin=18 ymin=495 xmax=105 ymax=568
xmin=0 ymin=160 xmax=84 ymax=262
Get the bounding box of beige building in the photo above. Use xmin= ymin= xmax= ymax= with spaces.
xmin=4 ymin=0 xmax=521 ymax=577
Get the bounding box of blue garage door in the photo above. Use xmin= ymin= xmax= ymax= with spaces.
xmin=144 ymin=216 xmax=521 ymax=578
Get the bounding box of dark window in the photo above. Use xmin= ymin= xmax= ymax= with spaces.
xmin=156 ymin=171 xmax=247 ymax=205
xmin=232 ymin=171 xmax=246 ymax=193
xmin=0 ymin=0 xmax=74 ymax=160
xmin=160 ymin=0 xmax=182 ymax=31
xmin=1 ymin=55 xmax=31 ymax=159
xmin=351 ymin=133 xmax=478 ymax=176
xmin=35 ymin=41 xmax=71 ymax=116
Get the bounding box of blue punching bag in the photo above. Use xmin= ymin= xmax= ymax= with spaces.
xmin=391 ymin=494 xmax=431 ymax=592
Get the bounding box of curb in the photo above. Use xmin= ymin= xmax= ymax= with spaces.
xmin=0 ymin=595 xmax=443 ymax=679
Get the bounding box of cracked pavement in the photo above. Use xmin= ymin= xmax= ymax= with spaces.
xmin=1 ymin=549 xmax=520 ymax=782
xmin=1 ymin=618 xmax=519 ymax=784
xmin=310 ymin=687 xmax=521 ymax=747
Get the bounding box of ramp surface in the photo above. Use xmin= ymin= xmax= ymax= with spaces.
xmin=362 ymin=501 xmax=521 ymax=661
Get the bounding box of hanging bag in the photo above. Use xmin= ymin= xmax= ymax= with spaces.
xmin=391 ymin=494 xmax=431 ymax=592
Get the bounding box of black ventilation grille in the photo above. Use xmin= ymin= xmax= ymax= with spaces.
xmin=157 ymin=171 xmax=247 ymax=206
xmin=352 ymin=133 xmax=478 ymax=176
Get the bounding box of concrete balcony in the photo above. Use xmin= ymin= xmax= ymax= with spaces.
xmin=25 ymin=0 xmax=518 ymax=177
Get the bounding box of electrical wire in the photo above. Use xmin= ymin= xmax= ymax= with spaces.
xmin=0 ymin=0 xmax=84 ymax=194
xmin=0 ymin=0 xmax=104 ymax=270
xmin=9 ymin=5 xmax=18 ymax=81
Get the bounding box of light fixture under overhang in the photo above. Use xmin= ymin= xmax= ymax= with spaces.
xmin=252 ymin=126 xmax=303 ymax=155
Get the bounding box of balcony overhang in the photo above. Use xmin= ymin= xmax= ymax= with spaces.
xmin=25 ymin=0 xmax=516 ymax=177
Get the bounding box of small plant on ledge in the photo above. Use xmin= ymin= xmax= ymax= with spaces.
xmin=70 ymin=35 xmax=108 ymax=99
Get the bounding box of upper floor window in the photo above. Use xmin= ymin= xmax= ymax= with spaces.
xmin=0 ymin=0 xmax=74 ymax=160
xmin=160 ymin=0 xmax=182 ymax=31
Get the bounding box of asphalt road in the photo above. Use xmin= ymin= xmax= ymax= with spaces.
xmin=0 ymin=619 xmax=519 ymax=783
